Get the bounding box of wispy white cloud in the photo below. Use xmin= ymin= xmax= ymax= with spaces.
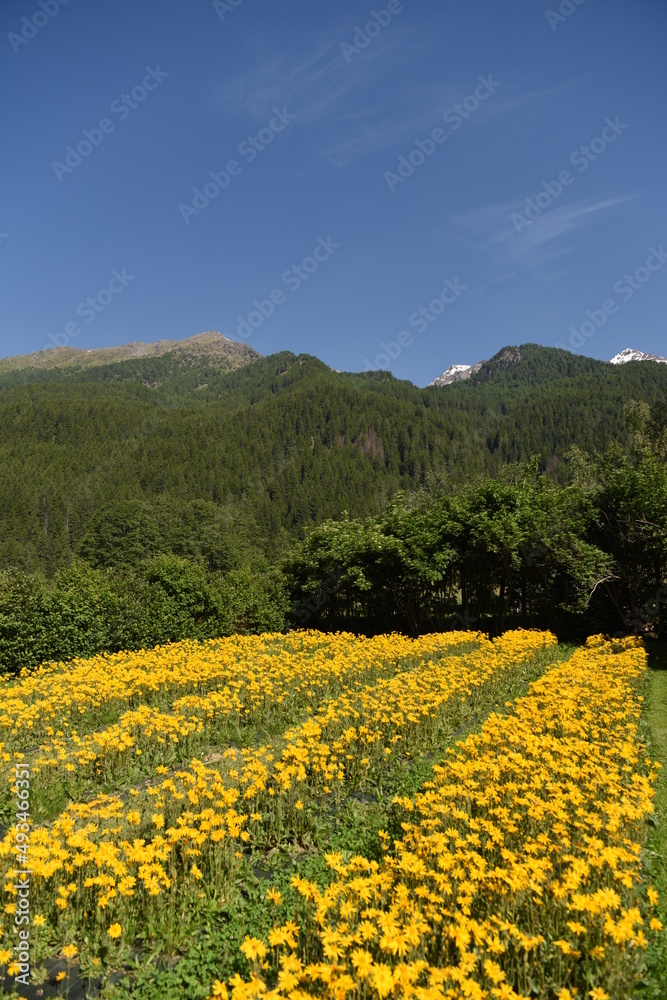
xmin=482 ymin=80 xmax=580 ymax=119
xmin=317 ymin=99 xmax=458 ymax=166
xmin=509 ymin=196 xmax=634 ymax=257
xmin=319 ymin=78 xmax=581 ymax=166
xmin=214 ymin=20 xmax=580 ymax=172
xmin=216 ymin=31 xmax=353 ymax=121
xmin=214 ymin=18 xmax=461 ymax=166
xmin=454 ymin=194 xmax=636 ymax=284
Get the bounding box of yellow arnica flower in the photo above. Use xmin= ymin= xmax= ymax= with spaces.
xmin=240 ymin=936 xmax=267 ymax=962
xmin=372 ymin=964 xmax=394 ymax=998
xmin=108 ymin=923 xmax=122 ymax=939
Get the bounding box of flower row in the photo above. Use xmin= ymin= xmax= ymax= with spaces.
xmin=0 ymin=631 xmax=549 ymax=960
xmin=224 ymin=636 xmax=659 ymax=1000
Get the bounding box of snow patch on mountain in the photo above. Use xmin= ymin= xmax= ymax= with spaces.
xmin=429 ymin=361 xmax=484 ymax=386
xmin=609 ymin=348 xmax=667 ymax=365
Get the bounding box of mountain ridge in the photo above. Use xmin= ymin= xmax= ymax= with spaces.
xmin=0 ymin=331 xmax=260 ymax=374
xmin=431 ymin=346 xmax=667 ymax=386
xmin=3 ymin=334 xmax=665 ymax=388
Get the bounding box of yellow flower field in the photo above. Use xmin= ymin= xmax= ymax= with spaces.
xmin=1 ymin=632 xmax=484 ymax=957
xmin=2 ymin=630 xmax=470 ymax=752
xmin=226 ymin=635 xmax=660 ymax=1000
xmin=0 ymin=630 xmax=660 ymax=999
xmin=0 ymin=630 xmax=479 ymax=816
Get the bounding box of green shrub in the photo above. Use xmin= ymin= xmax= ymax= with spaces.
xmin=0 ymin=559 xmax=288 ymax=675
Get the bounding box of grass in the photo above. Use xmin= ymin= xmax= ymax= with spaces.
xmin=638 ymin=642 xmax=667 ymax=998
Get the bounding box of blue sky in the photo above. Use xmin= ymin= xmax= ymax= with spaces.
xmin=1 ymin=0 xmax=665 ymax=386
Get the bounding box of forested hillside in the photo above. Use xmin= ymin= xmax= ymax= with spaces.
xmin=0 ymin=342 xmax=665 ymax=576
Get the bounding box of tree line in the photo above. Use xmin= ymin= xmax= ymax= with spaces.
xmin=285 ymin=433 xmax=667 ymax=639
xmin=1 ymin=400 xmax=664 ymax=673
